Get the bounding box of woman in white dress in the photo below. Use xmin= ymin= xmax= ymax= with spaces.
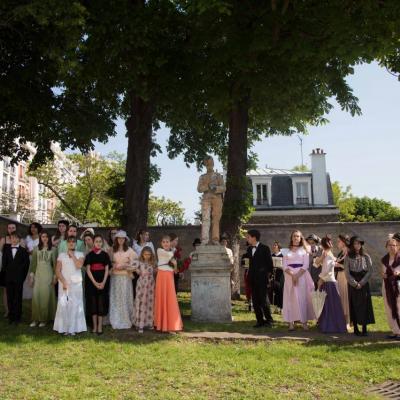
xmin=109 ymin=230 xmax=138 ymax=329
xmin=53 ymin=236 xmax=87 ymax=335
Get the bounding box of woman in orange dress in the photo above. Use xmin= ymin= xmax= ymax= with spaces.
xmin=154 ymin=236 xmax=183 ymax=332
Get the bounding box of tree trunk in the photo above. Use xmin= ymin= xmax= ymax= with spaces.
xmin=123 ymin=90 xmax=154 ymax=237
xmin=221 ymin=99 xmax=249 ymax=300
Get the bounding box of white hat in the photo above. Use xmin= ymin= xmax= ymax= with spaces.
xmin=114 ymin=230 xmax=128 ymax=239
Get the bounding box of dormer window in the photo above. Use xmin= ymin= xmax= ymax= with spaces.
xmin=256 ymin=183 xmax=268 ymax=205
xmin=295 ymin=181 xmax=310 ymax=205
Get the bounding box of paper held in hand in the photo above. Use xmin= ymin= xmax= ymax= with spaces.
xmin=272 ymin=257 xmax=283 ymax=269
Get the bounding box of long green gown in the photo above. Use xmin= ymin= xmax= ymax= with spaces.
xmin=29 ymin=247 xmax=57 ymax=322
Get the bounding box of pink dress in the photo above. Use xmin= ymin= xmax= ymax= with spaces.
xmin=282 ymin=248 xmax=315 ymax=323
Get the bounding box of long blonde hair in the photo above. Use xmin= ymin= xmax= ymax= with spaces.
xmin=289 ymin=230 xmax=308 ymax=251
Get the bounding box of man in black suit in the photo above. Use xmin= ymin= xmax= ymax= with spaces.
xmin=245 ymin=229 xmax=274 ymax=328
xmin=2 ymin=232 xmax=30 ymax=324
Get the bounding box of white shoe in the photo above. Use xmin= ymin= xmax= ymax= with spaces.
xmin=30 ymin=321 xmax=38 ymax=327
xmin=138 ymin=329 xmax=144 ymax=334
xmin=38 ymin=322 xmax=46 ymax=328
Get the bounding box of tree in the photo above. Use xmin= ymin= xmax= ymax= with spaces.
xmin=162 ymin=1 xmax=400 ymax=298
xmin=148 ymin=196 xmax=186 ymax=226
xmin=177 ymin=1 xmax=400 ymax=242
xmin=29 ymin=153 xmax=123 ymax=225
xmin=292 ymin=165 xmax=310 ymax=172
xmin=0 ymin=0 xmax=116 ymax=166
xmin=331 ymin=181 xmax=400 ymax=222
xmin=76 ymin=0 xmax=191 ymax=236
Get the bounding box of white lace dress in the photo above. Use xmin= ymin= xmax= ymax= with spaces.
xmin=23 ymin=235 xmax=39 ymax=300
xmin=109 ymin=248 xmax=138 ymax=329
xmin=53 ymin=252 xmax=87 ymax=334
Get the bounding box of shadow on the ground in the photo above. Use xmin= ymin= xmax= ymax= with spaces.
xmin=0 ymin=290 xmax=396 ymax=349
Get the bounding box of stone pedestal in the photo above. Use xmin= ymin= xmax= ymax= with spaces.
xmin=190 ymin=245 xmax=232 ymax=323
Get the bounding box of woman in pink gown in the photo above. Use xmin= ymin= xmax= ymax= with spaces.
xmin=282 ymin=230 xmax=315 ymax=331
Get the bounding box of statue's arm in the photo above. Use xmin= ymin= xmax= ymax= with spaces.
xmin=214 ymin=175 xmax=226 ymax=194
xmin=197 ymin=175 xmax=209 ymax=193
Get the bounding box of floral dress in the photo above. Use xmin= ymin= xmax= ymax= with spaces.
xmin=134 ymin=262 xmax=155 ymax=329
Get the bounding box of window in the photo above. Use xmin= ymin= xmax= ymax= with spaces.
xmin=256 ymin=184 xmax=268 ymax=205
xmin=296 ymin=182 xmax=309 ymax=205
xmin=9 ymin=177 xmax=15 ymax=194
xmin=2 ymin=173 xmax=8 ymax=192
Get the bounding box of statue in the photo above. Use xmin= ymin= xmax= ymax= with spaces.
xmin=197 ymin=156 xmax=226 ymax=245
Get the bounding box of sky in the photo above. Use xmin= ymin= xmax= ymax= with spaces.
xmin=94 ymin=62 xmax=400 ymax=221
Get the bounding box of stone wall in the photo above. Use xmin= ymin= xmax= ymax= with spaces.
xmin=248 ymin=213 xmax=339 ymax=224
xmin=2 ymin=216 xmax=399 ymax=293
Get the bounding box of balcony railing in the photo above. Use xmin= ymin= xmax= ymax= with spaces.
xmin=255 ymin=198 xmax=269 ymax=206
xmin=296 ymin=197 xmax=309 ymax=205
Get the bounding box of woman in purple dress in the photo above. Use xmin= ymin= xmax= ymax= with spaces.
xmin=282 ymin=230 xmax=315 ymax=331
xmin=316 ymin=236 xmax=347 ymax=333
xmin=381 ymin=236 xmax=400 ymax=339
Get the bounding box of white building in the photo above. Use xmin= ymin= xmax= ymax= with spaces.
xmin=0 ymin=143 xmax=76 ymax=223
xmin=247 ymin=148 xmax=339 ymax=223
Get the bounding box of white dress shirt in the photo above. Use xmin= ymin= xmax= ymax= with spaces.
xmin=251 ymin=242 xmax=260 ymax=256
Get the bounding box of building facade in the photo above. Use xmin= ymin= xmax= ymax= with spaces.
xmin=0 ymin=143 xmax=76 ymax=224
xmin=248 ymin=148 xmax=339 ymax=223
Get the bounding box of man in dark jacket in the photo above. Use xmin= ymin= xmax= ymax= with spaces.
xmin=245 ymin=229 xmax=274 ymax=328
xmin=2 ymin=232 xmax=30 ymax=324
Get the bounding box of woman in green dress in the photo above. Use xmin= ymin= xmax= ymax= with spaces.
xmin=28 ymin=231 xmax=57 ymax=327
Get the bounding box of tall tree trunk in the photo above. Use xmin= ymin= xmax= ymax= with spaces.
xmin=123 ymin=90 xmax=154 ymax=236
xmin=221 ymin=99 xmax=249 ymax=300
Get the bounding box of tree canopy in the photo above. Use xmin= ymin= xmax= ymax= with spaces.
xmin=332 ymin=181 xmax=400 ymax=222
xmin=0 ymin=0 xmax=116 ymax=165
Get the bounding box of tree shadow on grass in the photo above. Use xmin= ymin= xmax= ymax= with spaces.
xmin=0 ymin=291 xmax=397 ymax=349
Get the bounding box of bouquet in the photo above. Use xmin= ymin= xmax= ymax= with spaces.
xmin=168 ymin=247 xmax=192 ymax=273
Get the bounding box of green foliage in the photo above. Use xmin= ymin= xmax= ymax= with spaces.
xmin=147 ymin=196 xmax=186 ymax=226
xmin=332 ymin=181 xmax=400 ymax=222
xmin=291 ymin=165 xmax=310 ymax=172
xmin=29 ymin=153 xmax=123 ymax=225
xmin=166 ymin=0 xmax=400 ymax=236
xmin=0 ymin=0 xmax=116 ymax=165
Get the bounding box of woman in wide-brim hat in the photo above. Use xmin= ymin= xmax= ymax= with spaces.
xmin=344 ymin=236 xmax=375 ymax=336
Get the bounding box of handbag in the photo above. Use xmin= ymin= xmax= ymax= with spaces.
xmin=311 ymin=290 xmax=327 ymax=319
xmin=59 ymin=291 xmax=69 ymax=307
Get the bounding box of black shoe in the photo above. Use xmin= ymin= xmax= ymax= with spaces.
xmin=253 ymin=323 xmax=265 ymax=328
xmin=265 ymin=319 xmax=274 ymax=325
xmin=353 ymin=330 xmax=361 ymax=336
xmin=386 ymin=334 xmax=397 ymax=339
xmin=264 ymin=322 xmax=272 ymax=328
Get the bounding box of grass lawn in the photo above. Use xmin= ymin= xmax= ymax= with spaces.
xmin=0 ymin=289 xmax=398 ymax=400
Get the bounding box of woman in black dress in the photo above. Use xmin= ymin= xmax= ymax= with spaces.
xmin=269 ymin=241 xmax=284 ymax=311
xmin=344 ymin=236 xmax=375 ymax=336
xmin=84 ymin=235 xmax=111 ymax=334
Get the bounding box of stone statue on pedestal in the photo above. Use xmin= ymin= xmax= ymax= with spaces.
xmin=197 ymin=156 xmax=226 ymax=245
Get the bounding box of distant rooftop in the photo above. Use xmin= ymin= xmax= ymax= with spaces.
xmin=247 ymin=168 xmax=311 ymax=176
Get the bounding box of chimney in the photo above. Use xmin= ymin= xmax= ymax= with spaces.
xmin=310 ymin=148 xmax=328 ymax=205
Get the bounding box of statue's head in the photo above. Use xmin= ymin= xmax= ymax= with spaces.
xmin=203 ymin=155 xmax=214 ymax=171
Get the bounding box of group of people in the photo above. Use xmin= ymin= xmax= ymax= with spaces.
xmin=243 ymin=229 xmax=400 ymax=338
xmin=0 ymin=220 xmax=186 ymax=335
xmin=1 ymin=220 xmax=400 ymax=339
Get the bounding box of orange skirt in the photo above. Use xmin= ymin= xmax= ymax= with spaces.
xmin=154 ymin=270 xmax=183 ymax=332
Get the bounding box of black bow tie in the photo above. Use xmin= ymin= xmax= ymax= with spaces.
xmin=12 ymin=246 xmax=18 ymax=249
xmin=252 ymin=246 xmax=257 ymax=249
